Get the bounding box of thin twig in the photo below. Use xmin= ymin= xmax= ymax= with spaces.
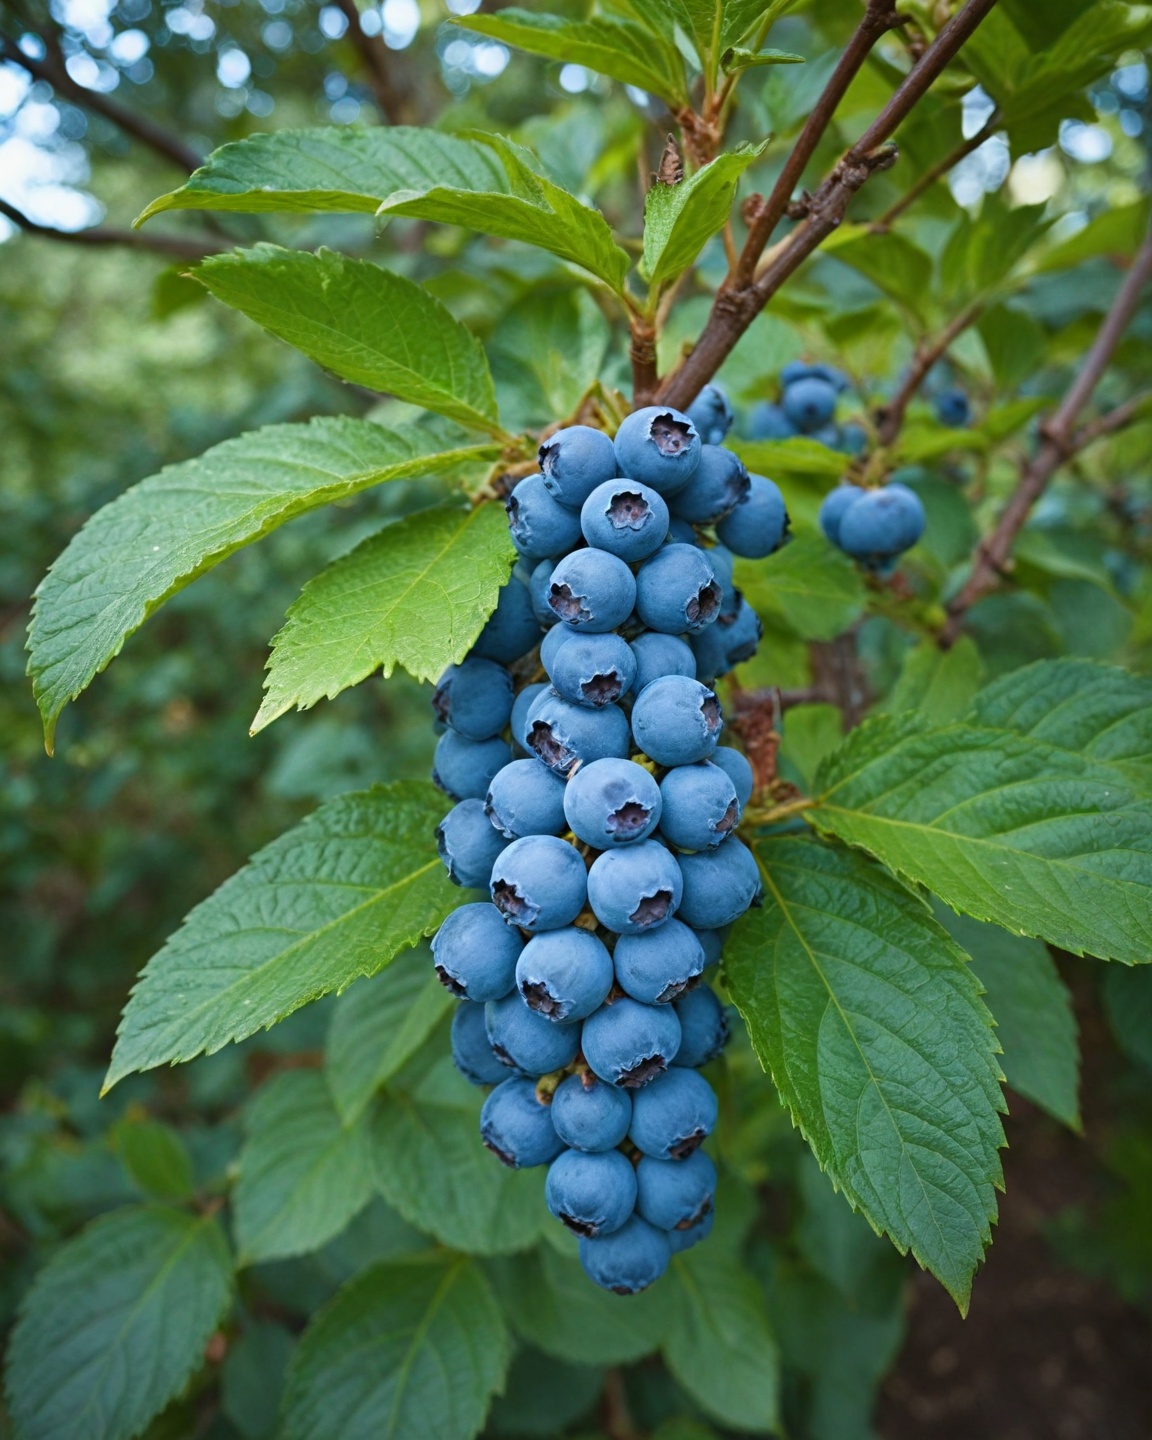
xmin=1071 ymin=388 xmax=1152 ymax=449
xmin=0 ymin=197 xmax=218 ymax=260
xmin=330 ymin=0 xmax=409 ymax=124
xmin=657 ymin=0 xmax=999 ymax=412
xmin=875 ymin=300 xmax=984 ymax=445
xmin=873 ymin=111 xmax=999 ymax=230
xmin=629 ymin=315 xmax=659 ymax=406
xmin=940 ymin=225 xmax=1152 ymax=645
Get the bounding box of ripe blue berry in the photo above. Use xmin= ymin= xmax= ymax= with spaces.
xmin=549 ymin=632 xmax=637 ymax=709
xmin=538 ymin=425 xmax=619 ymax=509
xmin=516 ymin=927 xmax=614 ymax=1023
xmin=485 ymin=994 xmax=580 ymax=1075
xmin=582 ymin=996 xmax=682 ymax=1089
xmin=480 ymin=1076 xmax=565 ymax=1167
xmin=578 ymin=1215 xmax=671 ymax=1294
xmin=613 ymin=406 xmax=702 ymax=494
xmin=707 ymin=545 xmax=739 ymax=622
xmin=613 ymin=918 xmax=705 ymax=1005
xmin=780 ymin=360 xmax=815 ymax=387
xmin=525 ymin=690 xmax=631 ymax=777
xmin=715 ymin=473 xmax=790 ymax=558
xmin=629 ymin=1067 xmax=717 ymax=1159
xmin=486 ymin=758 xmax=567 ymax=839
xmin=530 ymin=558 xmax=560 ymax=628
xmin=710 ymin=746 xmax=754 ymax=809
xmin=666 ymin=517 xmax=700 ymax=545
xmin=547 ymin=549 xmax=637 ymax=633
xmin=433 ymin=731 xmax=512 ymax=802
xmin=935 ymin=387 xmax=971 ymax=428
xmin=636 ymin=1150 xmax=716 ymax=1232
xmin=782 ymin=375 xmax=838 ymax=433
xmin=539 ymin=620 xmax=572 ymax=676
xmin=837 ymin=483 xmax=925 ymax=564
xmin=629 ymin=632 xmax=697 ymax=695
xmin=685 ymin=383 xmax=733 ymax=445
xmin=746 ymin=401 xmax=797 ymax=440
xmin=634 ymin=544 xmax=721 ymax=634
xmin=451 ymin=1000 xmax=510 ymax=1086
xmin=580 ymin=480 xmax=669 ymax=562
xmin=436 ymin=798 xmax=509 ymax=888
xmin=432 ymin=901 xmax=522 ymax=1001
xmin=669 ymin=445 xmax=750 ymax=525
xmin=546 ymin=1148 xmax=637 ymax=1237
xmin=839 ymin=420 xmax=867 ymax=455
xmin=511 ymin=682 xmax=548 ymax=752
xmin=550 ymin=1073 xmax=632 ymax=1152
xmin=631 ymin=675 xmax=722 ymax=767
xmin=470 ymin=577 xmax=542 ymax=664
xmin=490 ymin=834 xmax=588 ymax=932
xmin=810 ymin=421 xmax=842 ymax=449
xmin=587 ymin=841 xmax=683 ymax=934
xmin=564 ymin=758 xmax=662 ymax=849
xmin=659 ymin=762 xmax=740 ymax=851
xmin=668 ymin=1206 xmax=714 ymax=1253
xmin=677 ymin=837 xmax=762 ymax=929
xmin=432 ymin=657 xmax=514 ymax=740
xmin=818 ymin=483 xmax=867 ymax=547
xmin=674 ymin=985 xmax=730 ymax=1068
xmin=690 ymin=595 xmax=762 ymax=682
xmin=506 ymin=473 xmax=584 ymax=562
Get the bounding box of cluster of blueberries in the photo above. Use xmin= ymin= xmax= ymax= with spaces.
xmin=745 ymin=361 xmax=864 ymax=453
xmin=818 ymin=478 xmax=926 ymax=572
xmin=428 ymin=399 xmax=789 ymax=1294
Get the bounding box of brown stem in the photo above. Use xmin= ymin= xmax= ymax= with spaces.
xmin=0 ymin=197 xmax=218 ymax=260
xmin=873 ymin=112 xmax=999 ymax=230
xmin=941 ymin=225 xmax=1152 ymax=645
xmin=331 ymin=0 xmax=409 ymax=124
xmin=875 ymin=300 xmax=984 ymax=445
xmin=657 ymin=0 xmax=999 ymax=412
xmin=1071 ymin=388 xmax=1152 ymax=449
xmin=629 ymin=315 xmax=659 ymax=406
xmin=601 ymin=1368 xmax=643 ymax=1440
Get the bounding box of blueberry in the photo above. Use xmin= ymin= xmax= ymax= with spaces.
xmin=715 ymin=473 xmax=790 ymax=558
xmin=668 ymin=1206 xmax=714 ymax=1253
xmin=490 ymin=834 xmax=588 ymax=931
xmin=685 ymin=383 xmax=734 ymax=445
xmin=547 ymin=550 xmax=637 ymax=633
xmin=578 ymin=1214 xmax=671 ymax=1293
xmin=746 ymin=401 xmax=797 ymax=441
xmin=782 ymin=376 xmax=838 ymax=433
xmin=666 ymin=517 xmax=700 ymax=545
xmin=564 ymin=758 xmax=662 ymax=848
xmin=631 ymin=675 xmax=722 ymax=767
xmin=668 ymin=445 xmax=750 ymax=525
xmin=613 ymin=406 xmax=702 ymax=495
xmin=551 ymin=1072 xmax=633 ymax=1151
xmin=780 ymin=360 xmax=816 ymax=388
xmin=809 ymin=421 xmax=842 ymax=449
xmin=674 ymin=985 xmax=730 ymax=1067
xmin=614 ymin=918 xmax=705 ymax=1005
xmin=436 ymin=798 xmax=510 ymax=887
xmin=516 ymin=927 xmax=614 ymax=1022
xmin=587 ymin=841 xmax=683 ymax=934
xmin=480 ymin=1075 xmax=565 ymax=1167
xmin=539 ymin=621 xmax=572 ymax=677
xmin=709 ymin=745 xmax=754 ymax=810
xmin=549 ymin=632 xmax=637 ymax=709
xmin=634 ymin=544 xmax=721 ymax=634
xmin=432 ymin=657 xmax=514 ymax=740
xmin=636 ymin=1150 xmax=717 ymax=1231
xmin=506 ymin=472 xmax=584 ymax=562
xmin=807 ymin=363 xmax=850 ymax=392
xmin=837 ymin=483 xmax=925 ymax=564
xmin=485 ymin=758 xmax=567 ymax=839
xmin=485 ymin=994 xmax=581 ymax=1075
xmin=934 ymin=387 xmax=971 ymax=428
xmin=580 ymin=480 xmax=670 ymax=562
xmin=525 ymin=690 xmax=631 ymax=778
xmin=629 ymin=1067 xmax=717 ymax=1159
xmin=582 ymin=996 xmax=682 ymax=1088
xmin=838 ymin=420 xmax=868 ymax=455
xmin=431 ymin=901 xmax=522 ymax=1000
xmin=452 ymin=999 xmax=511 ymax=1086
xmin=707 ymin=545 xmax=739 ymax=623
xmin=538 ymin=425 xmax=619 ymax=509
xmin=470 ymin=577 xmax=542 ymax=664
xmin=691 ymin=595 xmax=762 ymax=681
xmin=546 ymin=1148 xmax=637 ymax=1237
xmin=629 ymin=632 xmax=697 ymax=694
xmin=511 ymin=682 xmax=548 ymax=752
xmin=659 ymin=762 xmax=740 ymax=851
xmin=818 ymin=483 xmax=867 ymax=547
xmin=433 ymin=731 xmax=512 ymax=802
xmin=676 ymin=837 xmax=761 ymax=928
xmin=529 ymin=558 xmax=561 ymax=628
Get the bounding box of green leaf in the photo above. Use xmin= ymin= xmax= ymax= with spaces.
xmin=781 ymin=703 xmax=844 ymax=790
xmin=253 ymin=502 xmax=514 ymax=731
xmin=663 ymin=1248 xmax=780 ymax=1431
xmin=326 ymin=946 xmax=454 ymax=1126
xmin=1102 ymin=965 xmax=1152 ymax=1071
xmin=811 ymin=713 xmax=1152 ymax=965
xmin=725 ymin=837 xmax=1004 ymax=1308
xmin=1036 ymin=198 xmax=1152 ymax=274
xmin=221 ymin=1322 xmax=295 ymax=1440
xmin=27 ymin=417 xmax=499 ymax=750
xmin=234 ymin=1071 xmax=375 ymax=1265
xmin=112 ymin=1118 xmax=195 ymax=1201
xmin=281 ymin=1255 xmax=510 ymax=1440
xmin=489 ymin=287 xmax=611 ymax=432
xmin=720 ymin=0 xmax=799 ymax=50
xmin=722 ymin=45 xmax=805 ymax=69
xmin=641 ymin=142 xmax=770 ymax=290
xmin=941 ymin=912 xmax=1080 ymax=1129
xmin=887 ymin=636 xmax=985 ymax=725
xmin=372 ymin=1054 xmax=546 ymax=1255
xmin=732 ymin=436 xmax=848 ymax=477
xmin=736 ymin=531 xmax=865 ymax=642
xmin=105 ymin=782 xmax=456 ymax=1089
xmin=5 ymin=1205 xmax=234 ymax=1440
xmin=197 ymin=246 xmax=504 ymax=436
xmin=823 ymin=226 xmax=935 ymax=323
xmin=457 ymin=9 xmax=689 ymax=106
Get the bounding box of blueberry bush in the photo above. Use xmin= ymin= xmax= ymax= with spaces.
xmin=5 ymin=0 xmax=1152 ymax=1436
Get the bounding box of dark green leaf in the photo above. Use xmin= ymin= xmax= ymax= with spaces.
xmin=824 ymin=226 xmax=935 ymax=323
xmin=642 ymin=142 xmax=769 ymax=290
xmin=221 ymin=1322 xmax=295 ymax=1440
xmin=112 ymin=1118 xmax=195 ymax=1201
xmin=489 ymin=287 xmax=611 ymax=432
xmin=1102 ymin=965 xmax=1152 ymax=1071
xmin=736 ymin=531 xmax=865 ymax=642
xmin=733 ymin=436 xmax=849 ymax=478
xmin=887 ymin=636 xmax=985 ymax=724
xmin=1036 ymin=198 xmax=1152 ymax=274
